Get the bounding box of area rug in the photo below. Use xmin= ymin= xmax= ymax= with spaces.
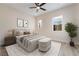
xmin=6 ymin=41 xmax=61 ymax=56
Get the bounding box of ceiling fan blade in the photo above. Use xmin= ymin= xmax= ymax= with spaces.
xmin=35 ymin=3 xmax=39 ymax=6
xmin=40 ymin=3 xmax=46 ymax=6
xmin=29 ymin=7 xmax=36 ymax=9
xmin=40 ymin=8 xmax=46 ymax=11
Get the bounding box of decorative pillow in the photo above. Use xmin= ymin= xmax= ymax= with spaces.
xmin=15 ymin=30 xmax=23 ymax=36
xmin=23 ymin=32 xmax=30 ymax=35
xmin=15 ymin=31 xmax=20 ymax=36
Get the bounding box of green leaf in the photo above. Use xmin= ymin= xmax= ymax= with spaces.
xmin=65 ymin=23 xmax=77 ymax=38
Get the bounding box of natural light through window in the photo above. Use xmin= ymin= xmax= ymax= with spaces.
xmin=52 ymin=15 xmax=63 ymax=31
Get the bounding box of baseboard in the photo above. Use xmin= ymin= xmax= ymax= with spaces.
xmin=51 ymin=40 xmax=79 ymax=46
xmin=51 ymin=40 xmax=69 ymax=44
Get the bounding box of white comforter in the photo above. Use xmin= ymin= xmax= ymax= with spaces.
xmin=16 ymin=34 xmax=47 ymax=52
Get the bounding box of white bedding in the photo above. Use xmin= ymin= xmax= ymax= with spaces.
xmin=16 ymin=34 xmax=48 ymax=52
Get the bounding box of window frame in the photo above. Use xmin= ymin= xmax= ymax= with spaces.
xmin=52 ymin=15 xmax=63 ymax=31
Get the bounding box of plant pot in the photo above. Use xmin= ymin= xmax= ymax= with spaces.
xmin=70 ymin=41 xmax=75 ymax=47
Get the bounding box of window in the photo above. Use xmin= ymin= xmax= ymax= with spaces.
xmin=17 ymin=18 xmax=23 ymax=27
xmin=52 ymin=15 xmax=63 ymax=31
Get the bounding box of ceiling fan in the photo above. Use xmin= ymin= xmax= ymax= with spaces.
xmin=29 ymin=3 xmax=46 ymax=12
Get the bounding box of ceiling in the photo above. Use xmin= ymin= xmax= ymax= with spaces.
xmin=4 ymin=3 xmax=72 ymax=16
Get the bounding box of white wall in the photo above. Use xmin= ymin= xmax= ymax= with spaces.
xmin=0 ymin=4 xmax=35 ymax=46
xmin=73 ymin=4 xmax=79 ymax=44
xmin=35 ymin=4 xmax=79 ymax=44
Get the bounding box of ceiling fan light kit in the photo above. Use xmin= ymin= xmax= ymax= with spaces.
xmin=37 ymin=7 xmax=40 ymax=9
xmin=29 ymin=3 xmax=46 ymax=12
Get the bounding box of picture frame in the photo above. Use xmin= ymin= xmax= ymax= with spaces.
xmin=17 ymin=18 xmax=23 ymax=27
xmin=23 ymin=20 xmax=28 ymax=27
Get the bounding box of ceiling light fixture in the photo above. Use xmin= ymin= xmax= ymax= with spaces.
xmin=37 ymin=7 xmax=40 ymax=9
xmin=29 ymin=3 xmax=46 ymax=12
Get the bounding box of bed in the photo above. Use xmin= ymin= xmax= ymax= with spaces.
xmin=16 ymin=34 xmax=48 ymax=52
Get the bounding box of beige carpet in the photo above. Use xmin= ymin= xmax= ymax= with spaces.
xmin=6 ymin=41 xmax=61 ymax=56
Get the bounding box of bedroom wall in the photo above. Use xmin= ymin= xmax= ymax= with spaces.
xmin=0 ymin=4 xmax=35 ymax=46
xmin=73 ymin=4 xmax=79 ymax=44
xmin=35 ymin=4 xmax=79 ymax=44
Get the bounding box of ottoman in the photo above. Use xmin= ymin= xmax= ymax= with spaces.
xmin=38 ymin=38 xmax=51 ymax=52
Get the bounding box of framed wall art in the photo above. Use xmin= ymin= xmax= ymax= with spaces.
xmin=17 ymin=18 xmax=23 ymax=27
xmin=23 ymin=20 xmax=28 ymax=27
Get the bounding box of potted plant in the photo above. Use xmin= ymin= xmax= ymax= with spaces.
xmin=65 ymin=23 xmax=77 ymax=47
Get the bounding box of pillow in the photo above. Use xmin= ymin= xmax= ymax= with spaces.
xmin=15 ymin=31 xmax=20 ymax=36
xmin=15 ymin=30 xmax=23 ymax=36
xmin=23 ymin=32 xmax=30 ymax=35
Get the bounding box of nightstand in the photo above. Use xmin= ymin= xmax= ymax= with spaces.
xmin=4 ymin=36 xmax=16 ymax=46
